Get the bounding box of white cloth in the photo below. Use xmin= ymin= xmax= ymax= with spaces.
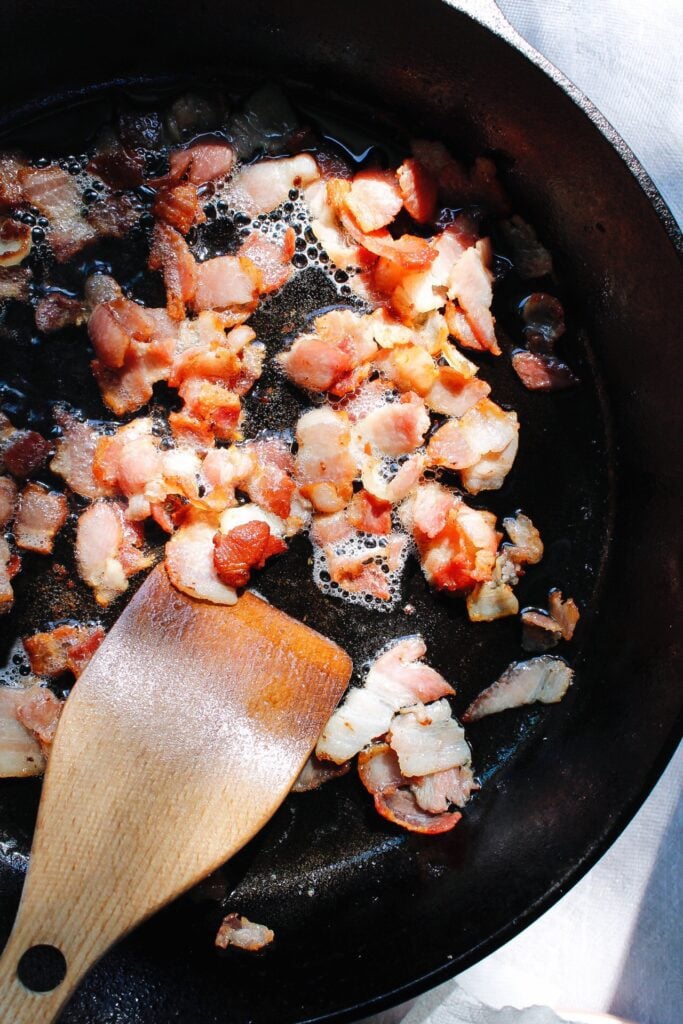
xmin=362 ymin=3 xmax=683 ymax=1023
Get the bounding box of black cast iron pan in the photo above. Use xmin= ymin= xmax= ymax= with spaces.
xmin=0 ymin=1 xmax=681 ymax=1021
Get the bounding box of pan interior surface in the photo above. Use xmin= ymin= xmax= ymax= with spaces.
xmin=0 ymin=2 xmax=681 ymax=1022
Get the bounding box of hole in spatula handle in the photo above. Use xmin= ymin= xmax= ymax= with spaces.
xmin=17 ymin=945 xmax=67 ymax=992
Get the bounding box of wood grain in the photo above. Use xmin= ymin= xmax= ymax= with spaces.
xmin=0 ymin=566 xmax=352 ymax=1023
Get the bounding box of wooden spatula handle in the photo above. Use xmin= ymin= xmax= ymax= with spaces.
xmin=0 ymin=933 xmax=81 ymax=1024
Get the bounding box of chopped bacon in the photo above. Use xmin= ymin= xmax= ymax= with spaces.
xmin=90 ymin=305 xmax=177 ymax=416
xmin=295 ymin=407 xmax=357 ymax=514
xmin=425 ymin=369 xmax=490 ymax=420
xmin=346 ymin=489 xmax=392 ymax=535
xmin=388 ymin=699 xmax=471 ymax=777
xmin=232 ymin=438 xmax=296 ymax=520
xmin=0 ymin=154 xmax=26 ymax=210
xmin=237 ymin=228 xmax=295 ymax=294
xmin=152 ymin=182 xmax=204 ymax=235
xmin=375 ymin=344 xmax=437 ymax=396
xmin=375 ymin=786 xmax=462 ymax=834
xmin=227 ymin=154 xmax=320 ymax=216
xmin=427 ymin=418 xmax=478 ymax=470
xmin=356 ymin=392 xmax=430 ymax=458
xmin=14 ymin=483 xmax=68 ymax=554
xmin=361 ymin=451 xmax=425 ymax=505
xmin=88 ymin=144 xmax=145 ymax=189
xmin=445 ymin=300 xmax=484 ymax=352
xmin=447 ymin=244 xmax=499 ymax=355
xmin=88 ymin=298 xmax=155 ymax=369
xmin=85 ymin=193 xmax=139 ymax=241
xmin=50 ymin=409 xmax=113 ymax=500
xmin=410 ymin=141 xmax=509 ymax=213
xmin=76 ymin=500 xmax=152 ymax=606
xmin=0 ymin=685 xmax=46 ymax=778
xmin=19 ymin=166 xmax=97 ymax=261
xmin=462 ymin=655 xmax=573 ymax=722
xmin=344 ymin=169 xmax=403 ymax=233
xmin=23 ymin=624 xmax=105 ymax=678
xmin=278 ymin=309 xmax=377 ymax=395
xmin=292 ymin=753 xmax=351 ymax=792
xmin=411 ymin=764 xmax=479 ymax=812
xmin=0 ymin=475 xmax=17 ymax=527
xmin=2 ymin=430 xmax=52 ymax=478
xmin=213 ymin=519 xmax=286 ymax=588
xmin=149 ymin=222 xmax=197 ymax=320
xmin=0 ymin=219 xmax=31 ymax=267
xmin=521 ymin=609 xmax=562 ymax=652
xmin=548 ymin=589 xmax=580 ymax=640
xmin=511 ymin=351 xmax=579 ymax=391
xmin=0 ymin=265 xmax=32 ymax=302
xmin=503 ymin=512 xmax=544 ymax=566
xmin=165 ymin=142 xmax=235 ymax=186
xmin=0 ymin=536 xmax=20 ymax=615
xmin=35 ymin=292 xmax=86 ymax=333
xmin=178 ymin=379 xmax=242 ymax=442
xmin=192 ymin=255 xmax=261 ymax=314
xmin=466 ymin=556 xmax=520 ymax=622
xmin=457 ymin=399 xmax=519 ymax=494
xmin=215 ymin=913 xmax=274 ymax=952
xmin=15 ymin=686 xmax=63 ymax=753
xmin=396 ymin=159 xmax=438 ymax=224
xmin=165 ymin=518 xmax=237 ymax=605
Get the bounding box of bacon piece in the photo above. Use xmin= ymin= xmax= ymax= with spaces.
xmin=2 ymin=430 xmax=52 ymax=478
xmin=466 ymin=553 xmax=520 ymax=623
xmin=445 ymin=300 xmax=483 ymax=352
xmin=295 ymin=407 xmax=357 ymax=514
xmin=427 ymin=419 xmax=479 ymax=470
xmin=15 ymin=686 xmax=63 ymax=754
xmin=86 ymin=193 xmax=139 ymax=241
xmin=50 ymin=409 xmax=113 ymax=500
xmin=88 ymin=297 xmax=155 ymax=370
xmin=447 ymin=243 xmax=499 ymax=355
xmin=361 ymin=451 xmax=425 ymax=505
xmin=410 ymin=141 xmax=509 ymax=213
xmin=152 ymin=182 xmax=204 ymax=235
xmin=19 ymin=166 xmax=97 ymax=261
xmin=178 ymin=380 xmax=242 ymax=442
xmin=0 ymin=686 xmax=45 ymax=777
xmin=458 ymin=399 xmax=519 ymax=494
xmin=76 ymin=500 xmax=152 ymax=606
xmin=0 ymin=536 xmax=20 ymax=614
xmin=424 ymin=368 xmax=490 ymax=419
xmin=511 ymin=351 xmax=579 ymax=391
xmin=168 ymin=410 xmax=215 ymax=451
xmin=0 ymin=265 xmax=32 ymax=302
xmin=411 ymin=764 xmax=479 ymax=812
xmin=227 ymin=154 xmax=319 ymax=216
xmin=149 ymin=222 xmax=197 ymax=320
xmin=14 ymin=484 xmax=68 ymax=554
xmin=0 ymin=475 xmax=17 ymax=528
xmin=0 ymin=154 xmax=26 ymax=211
xmin=375 ymin=344 xmax=437 ymax=396
xmin=396 ymin=159 xmax=437 ymax=224
xmin=503 ymin=512 xmax=544 ymax=566
xmin=213 ymin=519 xmax=286 ymax=588
xmin=388 ymin=699 xmax=470 ymax=777
xmin=88 ymin=143 xmax=145 ymax=189
xmin=548 ymin=589 xmax=580 ymax=641
xmin=357 ymin=392 xmax=430 ymax=458
xmin=192 ymin=255 xmax=261 ymax=314
xmin=215 ymin=913 xmax=274 ymax=952
xmin=0 ymin=219 xmax=31 ymax=267
xmin=90 ymin=307 xmax=177 ymax=416
xmin=346 ymin=489 xmax=392 ymax=535
xmin=166 ymin=142 xmax=235 ymax=186
xmin=165 ymin=518 xmax=237 ymax=605
xmin=292 ymin=753 xmax=351 ymax=792
xmin=35 ymin=292 xmax=86 ymax=333
xmin=23 ymin=624 xmax=105 ymax=678
xmin=344 ymin=169 xmax=403 ymax=233
xmin=237 ymin=228 xmax=295 ymax=294
xmin=233 ymin=438 xmax=297 ymax=520
xmin=462 ymin=655 xmax=573 ymax=722
xmin=375 ymin=786 xmax=462 ymax=834
xmin=521 ymin=609 xmax=562 ymax=652
xmin=278 ymin=309 xmax=377 ymax=395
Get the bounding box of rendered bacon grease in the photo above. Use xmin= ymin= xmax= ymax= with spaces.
xmin=0 ymin=87 xmax=581 ymax=847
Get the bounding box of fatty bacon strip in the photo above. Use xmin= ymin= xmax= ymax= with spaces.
xmin=309 ymin=636 xmax=478 ymax=834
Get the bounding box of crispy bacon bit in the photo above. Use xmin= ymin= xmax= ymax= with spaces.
xmin=15 ymin=686 xmax=64 ymax=754
xmin=35 ymin=292 xmax=86 ymax=333
xmin=292 ymin=753 xmax=351 ymax=792
xmin=149 ymin=222 xmax=197 ymax=320
xmin=0 ymin=219 xmax=31 ymax=267
xmin=548 ymin=589 xmax=580 ymax=640
xmin=396 ymin=159 xmax=437 ymax=224
xmin=153 ymin=182 xmax=204 ymax=235
xmin=19 ymin=166 xmax=97 ymax=261
xmin=500 ymin=215 xmax=553 ymax=279
xmin=427 ymin=419 xmax=479 ymax=471
xmin=2 ymin=430 xmax=52 ymax=478
xmin=88 ymin=298 xmax=154 ymax=370
xmin=50 ymin=409 xmax=113 ymax=500
xmin=521 ymin=609 xmax=562 ymax=652
xmin=14 ymin=484 xmax=68 ymax=554
xmin=0 ymin=475 xmax=18 ymax=527
xmin=0 ymin=537 xmax=20 ymax=615
xmin=466 ymin=554 xmax=520 ymax=622
xmin=76 ymin=500 xmax=152 ymax=606
xmin=213 ymin=520 xmax=285 ymax=588
xmin=166 ymin=142 xmax=235 ymax=186
xmin=447 ymin=244 xmax=499 ymax=355
xmin=0 ymin=265 xmax=32 ymax=302
xmin=215 ymin=913 xmax=274 ymax=952
xmin=511 ymin=351 xmax=579 ymax=391
xmin=23 ymin=624 xmax=105 ymax=678
xmin=344 ymin=169 xmax=403 ymax=233
xmin=376 ymin=344 xmax=437 ymax=396
xmin=457 ymin=399 xmax=519 ymax=494
xmin=463 ymin=655 xmax=573 ymax=723
xmin=0 ymin=686 xmax=46 ymax=778
xmin=237 ymin=229 xmax=295 ymax=294
xmin=503 ymin=512 xmax=544 ymax=566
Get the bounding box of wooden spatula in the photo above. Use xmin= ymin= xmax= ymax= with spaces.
xmin=0 ymin=564 xmax=352 ymax=1023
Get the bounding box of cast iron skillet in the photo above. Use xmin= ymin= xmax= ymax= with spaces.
xmin=0 ymin=1 xmax=681 ymax=1021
